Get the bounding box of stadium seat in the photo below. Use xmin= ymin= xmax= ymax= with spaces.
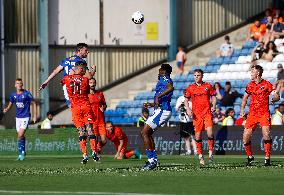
xmin=232 ymin=49 xmax=241 ymax=57
xmin=272 ymin=54 xmax=284 ymax=62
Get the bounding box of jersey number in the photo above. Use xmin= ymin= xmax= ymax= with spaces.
xmin=70 ymin=82 xmax=81 ymax=94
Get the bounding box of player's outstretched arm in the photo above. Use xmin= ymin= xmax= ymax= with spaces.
xmin=240 ymin=92 xmax=249 ymax=117
xmin=211 ymin=95 xmax=217 ymax=112
xmin=3 ymin=102 xmax=13 ymax=114
xmin=184 ymin=97 xmax=192 ymax=117
xmin=39 ymin=65 xmax=63 ymax=90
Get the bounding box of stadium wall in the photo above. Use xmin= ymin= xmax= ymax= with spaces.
xmin=0 ymin=126 xmax=283 ymax=155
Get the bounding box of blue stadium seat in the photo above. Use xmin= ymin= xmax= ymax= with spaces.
xmin=240 ymin=48 xmax=250 ymax=56
xmin=232 ymin=49 xmax=241 ymax=57
xmin=207 ymin=58 xmax=217 ymax=65
xmin=229 ymin=56 xmax=238 ymax=64
xmin=223 ymin=57 xmax=231 ymax=64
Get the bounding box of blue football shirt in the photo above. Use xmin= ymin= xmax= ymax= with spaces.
xmin=9 ymin=90 xmax=33 ymax=118
xmin=60 ymin=55 xmax=87 ymax=77
xmin=154 ymin=75 xmax=173 ymax=111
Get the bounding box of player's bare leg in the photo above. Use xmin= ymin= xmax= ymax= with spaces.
xmin=262 ymin=126 xmax=272 ymax=166
xmin=17 ymin=129 xmax=26 ymax=161
xmin=243 ymin=128 xmax=254 ymax=166
xmin=78 ymin=127 xmax=88 ymax=164
xmin=195 ymin=131 xmax=205 ymax=166
xmin=190 ymin=135 xmax=197 ymax=155
xmin=206 ymin=126 xmax=214 ymax=163
xmin=97 ymin=134 xmax=107 ymax=154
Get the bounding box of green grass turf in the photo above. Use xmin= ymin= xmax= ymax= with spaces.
xmin=0 ymin=155 xmax=284 ymax=195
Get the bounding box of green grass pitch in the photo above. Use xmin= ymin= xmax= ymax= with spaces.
xmin=0 ymin=155 xmax=284 ymax=195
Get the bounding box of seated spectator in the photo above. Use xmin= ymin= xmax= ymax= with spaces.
xmin=216 ymin=35 xmax=234 ymax=57
xmin=213 ymin=107 xmax=225 ymax=125
xmin=261 ymin=41 xmax=278 ymax=62
xmin=248 ymin=20 xmax=266 ymax=41
xmin=274 ymin=9 xmax=284 ymax=23
xmin=136 ymin=107 xmax=149 ymax=127
xmin=176 ymin=47 xmax=187 ymax=75
xmin=251 ymin=41 xmax=265 ymax=62
xmin=261 ymin=9 xmax=272 ymax=24
xmin=274 ymin=63 xmax=284 ymax=94
xmin=222 ymin=108 xmax=235 ymax=126
xmin=213 ymin=82 xmax=224 ymax=108
xmin=40 ymin=111 xmax=53 ymax=129
xmin=270 ymin=17 xmax=284 ymax=39
xmin=220 ymin=81 xmax=243 ymax=107
xmin=235 ymin=114 xmax=247 ymax=126
xmin=271 ymin=104 xmax=284 ymax=125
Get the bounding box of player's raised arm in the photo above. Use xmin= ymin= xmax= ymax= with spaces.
xmin=240 ymin=92 xmax=249 ymax=117
xmin=39 ymin=65 xmax=63 ymax=90
xmin=184 ymin=97 xmax=192 ymax=117
xmin=211 ymin=95 xmax=217 ymax=112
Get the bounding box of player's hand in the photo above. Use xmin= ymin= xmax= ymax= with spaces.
xmin=154 ymin=97 xmax=160 ymax=107
xmin=186 ymin=109 xmax=193 ymax=117
xmin=3 ymin=108 xmax=8 ymax=114
xmin=39 ymin=83 xmax=47 ymax=91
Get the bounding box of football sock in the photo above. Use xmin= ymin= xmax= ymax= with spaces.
xmin=244 ymin=141 xmax=252 ymax=157
xmin=79 ymin=136 xmax=88 ymax=155
xmin=125 ymin=150 xmax=135 ymax=159
xmin=97 ymin=141 xmax=102 ymax=153
xmin=152 ymin=150 xmax=157 ymax=160
xmin=264 ymin=139 xmax=272 ymax=159
xmin=89 ymin=135 xmax=97 ymax=153
xmin=146 ymin=149 xmax=153 ymax=162
xmin=208 ymin=137 xmax=214 ymax=153
xmin=195 ymin=139 xmax=203 ymax=155
xmin=18 ymin=138 xmax=25 ymax=154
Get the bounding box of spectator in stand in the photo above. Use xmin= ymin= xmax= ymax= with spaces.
xmin=274 ymin=9 xmax=284 ymax=23
xmin=261 ymin=9 xmax=272 ymax=24
xmin=274 ymin=63 xmax=284 ymax=93
xmin=40 ymin=111 xmax=53 ymax=129
xmin=137 ymin=107 xmax=149 ymax=127
xmin=270 ymin=17 xmax=284 ymax=40
xmin=271 ymin=104 xmax=284 ymax=125
xmin=265 ymin=16 xmax=273 ymax=29
xmin=235 ymin=114 xmax=247 ymax=126
xmin=248 ymin=20 xmax=266 ymax=41
xmin=251 ymin=41 xmax=265 ymax=63
xmin=222 ymin=108 xmax=235 ymax=126
xmin=220 ymin=81 xmax=243 ymax=107
xmin=213 ymin=107 xmax=225 ymax=125
xmin=213 ymin=82 xmax=224 ymax=108
xmin=261 ymin=41 xmax=278 ymax=62
xmin=216 ymin=35 xmax=234 ymax=57
xmin=176 ymin=47 xmax=187 ymax=75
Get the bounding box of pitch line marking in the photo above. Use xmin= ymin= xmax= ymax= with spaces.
xmin=0 ymin=190 xmax=166 ymax=195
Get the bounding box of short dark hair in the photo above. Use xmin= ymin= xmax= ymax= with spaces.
xmin=224 ymin=35 xmax=230 ymax=40
xmin=76 ymin=43 xmax=88 ymax=51
xmin=46 ymin=111 xmax=53 ymax=116
xmin=161 ymin=64 xmax=172 ymax=74
xmin=15 ymin=78 xmax=22 ymax=82
xmin=89 ymin=77 xmax=96 ymax=82
xmin=251 ymin=65 xmax=264 ymax=75
xmin=75 ymin=61 xmax=87 ymax=67
xmin=193 ymin=69 xmax=204 ymax=75
xmin=225 ymin=108 xmax=234 ymax=117
xmin=225 ymin=81 xmax=231 ymax=86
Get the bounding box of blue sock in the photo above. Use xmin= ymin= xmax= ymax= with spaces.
xmin=18 ymin=138 xmax=25 ymax=154
xmin=146 ymin=149 xmax=153 ymax=160
xmin=21 ymin=138 xmax=26 ymax=154
xmin=17 ymin=139 xmax=21 ymax=154
xmin=152 ymin=150 xmax=157 ymax=160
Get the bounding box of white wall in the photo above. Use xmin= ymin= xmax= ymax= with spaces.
xmin=49 ymin=0 xmax=100 ymax=45
xmin=104 ymin=0 xmax=169 ymax=45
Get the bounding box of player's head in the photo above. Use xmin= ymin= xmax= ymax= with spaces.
xmin=15 ymin=78 xmax=23 ymax=90
xmin=105 ymin=121 xmax=114 ymax=133
xmin=74 ymin=61 xmax=87 ymax=75
xmin=193 ymin=69 xmax=203 ymax=83
xmin=250 ymin=65 xmax=263 ymax=80
xmin=159 ymin=64 xmax=172 ymax=76
xmin=142 ymin=107 xmax=149 ymax=119
xmin=46 ymin=111 xmax=54 ymax=121
xmin=76 ymin=43 xmax=89 ymax=58
xmin=89 ymin=78 xmax=96 ymax=90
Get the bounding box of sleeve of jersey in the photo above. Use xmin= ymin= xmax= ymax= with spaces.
xmin=115 ymin=128 xmax=124 ymax=140
xmin=101 ymin=92 xmax=106 ymax=105
xmin=28 ymin=92 xmax=34 ymax=101
xmin=267 ymin=82 xmax=274 ymax=94
xmin=245 ymin=84 xmax=251 ymax=95
xmin=209 ymin=84 xmax=216 ymax=96
xmin=9 ymin=94 xmax=15 ymax=103
xmin=184 ymin=87 xmax=191 ymax=98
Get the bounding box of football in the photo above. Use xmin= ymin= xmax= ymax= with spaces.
xmin=132 ymin=11 xmax=144 ymax=24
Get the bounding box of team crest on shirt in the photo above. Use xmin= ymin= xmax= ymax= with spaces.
xmin=260 ymin=86 xmax=265 ymax=90
xmin=87 ymin=118 xmax=92 ymax=121
xmin=204 ymin=87 xmax=208 ymax=91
